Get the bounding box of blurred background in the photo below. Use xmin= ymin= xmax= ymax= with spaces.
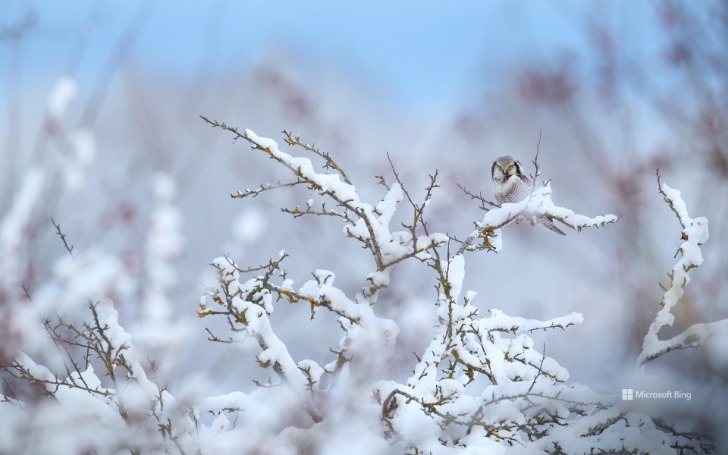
xmin=1 ymin=0 xmax=727 ymax=446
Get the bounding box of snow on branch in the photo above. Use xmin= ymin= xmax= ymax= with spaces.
xmin=200 ymin=117 xmax=447 ymax=300
xmin=456 ymin=138 xmax=617 ymax=254
xmin=458 ymin=182 xmax=618 ymax=254
xmin=200 ymin=254 xmax=319 ymax=400
xmin=373 ymin=249 xmax=681 ymax=452
xmin=190 ymin=122 xmax=708 ymax=453
xmin=2 ymin=300 xmax=189 ymax=452
xmin=196 ymin=123 xmax=460 ymax=425
xmin=638 ymin=171 xmax=719 ymax=366
xmin=199 ymin=252 xmax=398 ymax=423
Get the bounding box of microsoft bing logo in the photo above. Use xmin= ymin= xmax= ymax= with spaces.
xmin=621 ymin=388 xmax=691 ymax=401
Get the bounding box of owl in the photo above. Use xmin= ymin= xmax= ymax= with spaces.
xmin=491 ymin=155 xmax=566 ymax=236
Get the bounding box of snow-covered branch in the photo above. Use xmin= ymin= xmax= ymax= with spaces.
xmin=374 ymin=250 xmax=614 ymax=450
xmin=5 ymin=120 xmax=710 ymax=454
xmin=3 ymin=301 xmax=190 ymax=453
xmin=458 ymin=182 xmax=618 ymax=254
xmin=638 ymin=173 xmax=719 ymax=366
xmin=191 ymin=123 xmax=707 ymax=453
xmin=200 ymin=116 xmax=447 ymax=302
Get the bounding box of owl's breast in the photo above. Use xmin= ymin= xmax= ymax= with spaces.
xmin=495 ymin=177 xmax=531 ymax=204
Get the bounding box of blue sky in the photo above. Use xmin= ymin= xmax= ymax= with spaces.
xmin=1 ymin=1 xmax=660 ymax=112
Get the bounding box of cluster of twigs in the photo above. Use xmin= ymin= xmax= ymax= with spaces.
xmin=195 ymin=120 xmax=692 ymax=453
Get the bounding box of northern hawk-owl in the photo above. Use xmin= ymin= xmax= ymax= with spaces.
xmin=491 ymin=155 xmax=566 ymax=236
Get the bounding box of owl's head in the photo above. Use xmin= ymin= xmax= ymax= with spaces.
xmin=491 ymin=156 xmax=524 ymax=182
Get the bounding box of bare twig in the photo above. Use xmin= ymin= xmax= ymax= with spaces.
xmin=530 ymin=129 xmax=543 ymax=184
xmin=527 ymin=344 xmax=547 ymax=394
xmin=386 ymin=152 xmax=440 ymax=236
xmin=375 ymin=174 xmax=390 ymax=190
xmin=457 ymin=183 xmax=498 ymax=211
xmin=51 ymin=218 xmax=75 ymax=258
xmin=231 ymin=178 xmax=309 ymax=199
xmin=222 ymin=253 xmax=288 ymax=276
xmin=281 ymin=202 xmax=352 ymax=222
xmin=21 ymin=284 xmax=32 ymax=301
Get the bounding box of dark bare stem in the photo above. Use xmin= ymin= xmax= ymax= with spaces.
xmin=656 ymin=168 xmax=687 ymax=230
xmin=457 ymin=183 xmax=498 ymax=211
xmin=231 ymin=178 xmax=309 ymax=199
xmin=527 ymin=344 xmax=547 ymax=394
xmin=51 ymin=218 xmax=75 ymax=258
xmin=530 ymin=129 xmax=543 ymax=184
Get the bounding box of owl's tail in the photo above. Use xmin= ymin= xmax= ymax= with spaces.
xmin=538 ymin=215 xmax=567 ymax=236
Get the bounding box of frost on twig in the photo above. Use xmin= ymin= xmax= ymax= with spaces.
xmin=638 ymin=171 xmax=723 ymax=366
